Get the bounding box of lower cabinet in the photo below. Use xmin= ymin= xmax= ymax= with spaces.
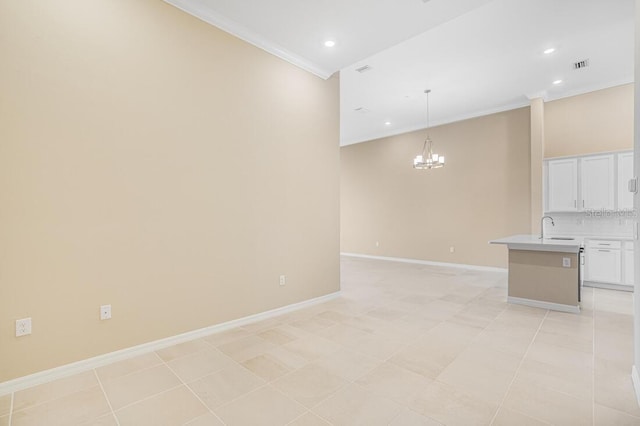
xmin=586 ymin=246 xmax=621 ymax=284
xmin=584 ymin=239 xmax=633 ymax=289
xmin=624 ymin=242 xmax=634 ymax=286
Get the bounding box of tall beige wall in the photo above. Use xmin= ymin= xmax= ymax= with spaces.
xmin=545 ymin=84 xmax=634 ymax=158
xmin=530 ymin=98 xmax=545 ymax=236
xmin=341 ymin=108 xmax=531 ymax=268
xmin=0 ymin=0 xmax=340 ymax=382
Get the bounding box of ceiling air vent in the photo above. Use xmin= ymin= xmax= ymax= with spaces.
xmin=355 ymin=65 xmax=372 ymax=73
xmin=573 ymin=59 xmax=589 ymax=70
xmin=353 ymin=107 xmax=370 ymax=113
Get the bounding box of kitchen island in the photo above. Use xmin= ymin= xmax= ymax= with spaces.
xmin=490 ymin=234 xmax=583 ymax=313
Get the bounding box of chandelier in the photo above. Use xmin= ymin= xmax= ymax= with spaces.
xmin=413 ymin=89 xmax=445 ymax=169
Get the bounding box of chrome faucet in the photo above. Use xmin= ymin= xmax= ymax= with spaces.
xmin=540 ymin=215 xmax=555 ymax=239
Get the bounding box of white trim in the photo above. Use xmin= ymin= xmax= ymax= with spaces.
xmin=162 ymin=0 xmax=332 ymax=80
xmin=544 ymin=79 xmax=634 ymax=103
xmin=340 ymin=81 xmax=634 ymax=147
xmin=507 ymin=296 xmax=581 ymax=314
xmin=632 ymin=365 xmax=640 ymax=407
xmin=340 ymin=100 xmax=530 ymax=146
xmin=545 ymin=149 xmax=634 ymax=161
xmin=583 ymin=281 xmax=634 ymax=292
xmin=0 ymin=291 xmax=340 ymax=396
xmin=340 ymin=252 xmax=507 ymax=273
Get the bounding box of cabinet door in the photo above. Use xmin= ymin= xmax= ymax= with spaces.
xmin=618 ymin=152 xmax=634 ymax=210
xmin=624 ymin=248 xmax=634 ymax=286
xmin=547 ymin=158 xmax=578 ymax=212
xmin=581 ymin=154 xmax=614 ymax=210
xmin=586 ymin=248 xmax=621 ymax=284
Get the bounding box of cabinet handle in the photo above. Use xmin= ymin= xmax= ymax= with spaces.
xmin=574 ymin=200 xmax=577 ymax=207
xmin=599 ymin=243 xmax=611 ymax=246
xmin=582 ymin=200 xmax=585 ymax=208
xmin=598 ymin=249 xmax=611 ymax=252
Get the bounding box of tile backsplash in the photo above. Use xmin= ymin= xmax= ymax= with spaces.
xmin=543 ymin=212 xmax=634 ymax=238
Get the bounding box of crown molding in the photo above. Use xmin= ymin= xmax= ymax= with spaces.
xmin=543 ymin=78 xmax=634 ymax=103
xmin=340 ymin=99 xmax=531 ymax=146
xmin=163 ymin=0 xmax=332 ymax=80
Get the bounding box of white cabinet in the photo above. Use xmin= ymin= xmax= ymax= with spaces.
xmin=545 ymin=151 xmax=630 ymax=213
xmin=581 ymin=154 xmax=614 ymax=210
xmin=624 ymin=242 xmax=634 ymax=286
xmin=618 ymin=152 xmax=634 ymax=210
xmin=547 ymin=158 xmax=578 ymax=212
xmin=586 ymin=244 xmax=621 ymax=284
xmin=584 ymin=239 xmax=633 ymax=289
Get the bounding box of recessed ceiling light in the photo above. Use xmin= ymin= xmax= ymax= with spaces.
xmin=543 ymin=47 xmax=556 ymax=55
xmin=553 ymin=79 xmax=563 ymax=85
xmin=324 ymin=40 xmax=336 ymax=48
xmin=384 ymin=121 xmax=391 ymax=126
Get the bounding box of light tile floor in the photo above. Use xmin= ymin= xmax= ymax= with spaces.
xmin=3 ymin=256 xmax=640 ymax=425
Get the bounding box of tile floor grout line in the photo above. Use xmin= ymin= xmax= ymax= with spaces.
xmin=308 ymin=407 xmax=336 ymax=425
xmin=160 ymin=356 xmax=229 ymax=426
xmin=216 ymin=382 xmax=311 ymax=423
xmin=7 ymin=375 xmax=105 ymax=417
xmin=270 ymin=375 xmax=349 ymax=419
xmin=92 ymin=369 xmax=121 ymax=426
xmin=111 ymin=382 xmax=185 ymax=413
xmin=283 ymin=409 xmax=311 ymax=425
xmin=383 ymin=404 xmax=408 ymax=426
xmin=95 ymin=357 xmax=165 ymax=384
xmin=217 ymin=382 xmax=275 ymax=411
xmin=8 ymin=391 xmax=14 ymax=426
xmin=160 ymin=345 xmax=255 ymax=386
xmin=487 ymin=309 xmax=550 ymax=426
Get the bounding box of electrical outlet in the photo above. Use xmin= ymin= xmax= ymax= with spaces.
xmin=16 ymin=318 xmax=32 ymax=337
xmin=100 ymin=304 xmax=112 ymax=320
xmin=279 ymin=275 xmax=286 ymax=286
xmin=449 ymin=246 xmax=455 ymax=253
xmin=562 ymin=257 xmax=571 ymax=268
xmin=375 ymin=241 xmax=379 ymax=247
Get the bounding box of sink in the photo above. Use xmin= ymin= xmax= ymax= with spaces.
xmin=547 ymin=237 xmax=575 ymax=240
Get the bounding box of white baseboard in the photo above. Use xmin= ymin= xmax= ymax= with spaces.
xmin=340 ymin=252 xmax=507 ymax=273
xmin=0 ymin=291 xmax=341 ymax=396
xmin=632 ymin=365 xmax=640 ymax=407
xmin=507 ymin=296 xmax=581 ymax=314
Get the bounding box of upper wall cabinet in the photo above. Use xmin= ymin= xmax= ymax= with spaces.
xmin=580 ymin=154 xmax=614 ymax=210
xmin=618 ymin=152 xmax=634 ymax=210
xmin=547 ymin=158 xmax=578 ymax=212
xmin=545 ymin=151 xmax=632 ymax=213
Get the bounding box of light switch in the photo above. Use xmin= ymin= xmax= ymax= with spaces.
xmin=562 ymin=257 xmax=571 ymax=268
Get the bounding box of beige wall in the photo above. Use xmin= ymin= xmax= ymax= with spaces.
xmin=545 ymin=84 xmax=634 ymax=158
xmin=530 ymin=98 xmax=545 ymax=236
xmin=0 ymin=0 xmax=340 ymax=382
xmin=341 ymin=108 xmax=531 ymax=268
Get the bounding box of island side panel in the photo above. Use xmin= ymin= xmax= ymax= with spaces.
xmin=508 ymin=249 xmax=579 ymax=306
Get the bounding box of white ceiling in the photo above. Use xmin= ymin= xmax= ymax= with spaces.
xmin=164 ymin=0 xmax=634 ymax=146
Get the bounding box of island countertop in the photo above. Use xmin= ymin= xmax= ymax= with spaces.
xmin=490 ymin=234 xmax=583 ymax=253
